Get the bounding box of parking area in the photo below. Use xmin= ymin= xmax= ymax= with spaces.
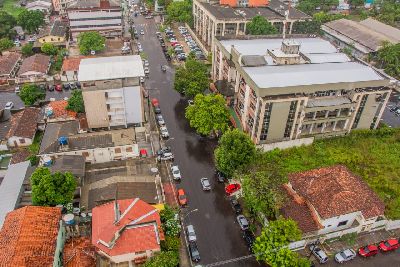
xmin=382 ymin=90 xmax=400 ymax=128
xmin=0 ymin=92 xmax=25 ymax=110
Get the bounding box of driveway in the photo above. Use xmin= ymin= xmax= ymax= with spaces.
xmin=0 ymin=92 xmax=25 ymax=110
xmin=133 ymin=14 xmax=259 ymax=267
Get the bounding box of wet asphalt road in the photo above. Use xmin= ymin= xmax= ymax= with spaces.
xmin=134 ymin=15 xmax=260 ymax=267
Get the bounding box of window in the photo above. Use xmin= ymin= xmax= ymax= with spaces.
xmin=115 ymin=148 xmax=121 ymax=153
xmin=126 ymin=147 xmax=133 ymax=152
xmin=82 ymin=152 xmax=89 ymax=157
xmin=337 ymin=220 xmax=348 ymax=227
xmin=19 ymin=139 xmax=26 ymax=144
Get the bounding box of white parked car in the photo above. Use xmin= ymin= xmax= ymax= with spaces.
xmin=186 ymin=225 xmax=197 ymax=242
xmin=171 ymin=165 xmax=182 ymax=180
xmin=157 ymin=152 xmax=174 ymax=161
xmin=140 ymin=29 xmax=145 ymax=35
xmin=4 ymin=102 xmax=14 ymax=109
xmin=160 ymin=126 xmax=169 ymax=138
xmin=143 ymin=59 xmax=149 ymax=67
xmin=144 ymin=67 xmax=150 ymax=75
xmin=334 ymin=248 xmax=356 ymax=263
xmin=200 ymin=177 xmax=211 ymax=191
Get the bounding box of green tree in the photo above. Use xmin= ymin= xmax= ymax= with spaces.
xmin=160 ymin=204 xmax=177 ymax=223
xmin=166 ymin=0 xmax=192 ymax=24
xmin=246 ymin=15 xmax=278 ymax=35
xmin=41 ymin=43 xmax=58 ymax=55
xmin=377 ymin=42 xmax=400 ymax=79
xmin=31 ymin=167 xmax=77 ymax=206
xmin=253 ymin=218 xmax=308 ymax=267
xmin=0 ymin=38 xmax=13 ymax=55
xmin=297 ymin=0 xmax=339 ymax=15
xmin=19 ymin=83 xmax=45 ymax=105
xmin=0 ymin=11 xmax=17 ymax=39
xmin=21 ymin=43 xmax=33 ymax=56
xmin=374 ymin=0 xmax=400 ymax=26
xmin=78 ymin=31 xmax=105 ymax=55
xmin=142 ymin=251 xmax=179 ymax=267
xmin=349 ymin=0 xmax=364 ymax=8
xmin=174 ymin=59 xmax=209 ymax=98
xmin=17 ymin=10 xmax=44 ymax=34
xmin=160 ymin=236 xmax=180 ymax=251
xmin=67 ymin=90 xmax=85 ymax=113
xmin=214 ymin=129 xmax=256 ymax=177
xmin=185 ymin=94 xmax=230 ymax=137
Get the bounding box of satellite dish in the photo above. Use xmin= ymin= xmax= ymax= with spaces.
xmin=150 ymin=167 xmax=159 ymax=174
xmin=90 ymin=50 xmax=96 ymax=55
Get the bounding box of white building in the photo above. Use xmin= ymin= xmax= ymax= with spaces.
xmin=78 ymin=55 xmax=145 ymax=129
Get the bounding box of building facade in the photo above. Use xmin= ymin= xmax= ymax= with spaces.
xmin=78 ymin=55 xmax=145 ymax=129
xmin=192 ymin=0 xmax=309 ymax=50
xmin=212 ymin=36 xmax=394 ymax=147
xmin=67 ymin=0 xmax=123 ymax=40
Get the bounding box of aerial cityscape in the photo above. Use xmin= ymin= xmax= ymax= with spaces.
xmin=0 ymin=0 xmax=399 ymax=266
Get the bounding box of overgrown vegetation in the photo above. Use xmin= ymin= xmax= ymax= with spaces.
xmin=166 ymin=0 xmax=192 ymax=24
xmin=376 ymin=42 xmax=400 ymax=80
xmin=78 ymin=31 xmax=105 ymax=55
xmin=292 ymin=11 xmax=345 ymax=34
xmin=174 ymin=58 xmax=209 ymax=98
xmin=246 ymin=15 xmax=278 ymax=35
xmin=19 ymin=84 xmax=45 ymax=105
xmin=67 ymin=90 xmax=84 ymax=113
xmin=240 ymin=127 xmax=400 ymax=219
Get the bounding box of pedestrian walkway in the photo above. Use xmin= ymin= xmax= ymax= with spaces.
xmin=162 ymin=182 xmax=177 ymax=208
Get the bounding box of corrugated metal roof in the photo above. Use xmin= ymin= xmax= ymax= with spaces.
xmin=69 ymin=19 xmax=122 ymax=27
xmin=68 ymin=10 xmax=121 ymax=20
xmin=0 ymin=161 xmax=30 ymax=227
xmin=78 ymin=55 xmax=144 ymax=81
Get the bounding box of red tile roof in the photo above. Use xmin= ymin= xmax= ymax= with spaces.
xmin=6 ymin=107 xmax=40 ymax=139
xmin=0 ymin=206 xmax=62 ymax=267
xmin=63 ymin=237 xmax=96 ymax=267
xmin=280 ymin=185 xmax=322 ymax=233
xmin=10 ymin=150 xmax=31 ymax=164
xmin=61 ymin=57 xmax=87 ymax=72
xmin=288 ymin=165 xmax=385 ymax=219
xmin=18 ymin=54 xmax=50 ymax=76
xmin=0 ymin=52 xmax=21 ymax=76
xmin=48 ymin=100 xmax=77 ymax=119
xmin=91 ymin=198 xmax=164 ymax=257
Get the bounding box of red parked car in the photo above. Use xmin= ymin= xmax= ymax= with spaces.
xmin=55 ymin=84 xmax=62 ymax=92
xmin=379 ymin=239 xmax=400 ymax=252
xmin=358 ymin=244 xmax=378 ymax=257
xmin=151 ymin=98 xmax=159 ymax=107
xmin=177 ymin=189 xmax=187 ymax=206
xmin=225 ymin=183 xmax=241 ymax=195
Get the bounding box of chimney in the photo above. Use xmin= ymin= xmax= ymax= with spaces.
xmin=114 ymin=186 xmax=120 ymax=223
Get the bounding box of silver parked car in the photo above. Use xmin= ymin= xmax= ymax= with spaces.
xmin=200 ymin=177 xmax=211 ymax=191
xmin=186 ymin=225 xmax=197 ymax=242
xmin=171 ymin=165 xmax=182 ymax=181
xmin=236 ymin=215 xmax=249 ymax=231
xmin=310 ymin=245 xmax=328 ymax=264
xmin=334 ymin=248 xmax=356 ymax=263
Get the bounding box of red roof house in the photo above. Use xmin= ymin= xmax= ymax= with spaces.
xmin=91 ymin=198 xmax=164 ymax=264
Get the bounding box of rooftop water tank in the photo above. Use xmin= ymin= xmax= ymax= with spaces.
xmin=58 ymin=136 xmax=68 ymax=145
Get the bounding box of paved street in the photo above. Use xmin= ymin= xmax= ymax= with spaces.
xmin=134 ymin=14 xmax=260 ymax=267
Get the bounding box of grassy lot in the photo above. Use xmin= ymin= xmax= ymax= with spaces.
xmin=247 ymin=127 xmax=400 ymax=219
xmin=1 ymin=0 xmax=25 ymax=17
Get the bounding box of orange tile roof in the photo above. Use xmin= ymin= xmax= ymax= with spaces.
xmin=49 ymin=100 xmax=77 ymax=119
xmin=62 ymin=57 xmax=85 ymax=72
xmin=288 ymin=165 xmax=385 ymax=219
xmin=63 ymin=237 xmax=96 ymax=267
xmin=0 ymin=206 xmax=62 ymax=267
xmin=91 ymin=198 xmax=164 ymax=257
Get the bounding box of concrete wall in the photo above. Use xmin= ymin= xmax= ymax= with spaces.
xmin=259 ymin=137 xmax=314 ymax=151
xmin=52 ymin=220 xmax=66 ymax=267
xmin=266 ymin=101 xmax=291 ymax=142
xmin=123 ymin=86 xmax=143 ymax=125
xmin=7 ymin=137 xmax=33 ymax=148
xmin=356 ymin=93 xmax=380 ymax=129
xmin=318 ymin=212 xmax=359 ymax=235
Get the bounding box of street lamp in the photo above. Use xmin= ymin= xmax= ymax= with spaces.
xmin=183 ymin=208 xmax=199 ymax=222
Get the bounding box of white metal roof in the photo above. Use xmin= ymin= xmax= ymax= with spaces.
xmin=0 ymin=161 xmax=30 ymax=227
xmin=243 ymin=62 xmax=384 ymax=89
xmin=78 ymin=55 xmax=144 ymax=81
xmin=220 ymin=38 xmax=338 ymax=56
xmin=68 ymin=11 xmax=122 ymax=20
xmin=69 ymin=19 xmax=122 ymax=27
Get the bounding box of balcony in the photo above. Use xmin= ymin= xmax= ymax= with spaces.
xmin=305 ymin=96 xmax=355 ymax=112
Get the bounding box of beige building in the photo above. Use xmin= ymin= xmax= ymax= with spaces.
xmin=78 ymin=55 xmax=145 ymax=129
xmin=212 ymin=36 xmax=394 ymax=147
xmin=193 ymin=0 xmax=309 ymax=51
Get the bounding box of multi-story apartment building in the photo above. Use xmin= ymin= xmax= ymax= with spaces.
xmin=67 ymin=0 xmax=122 ymax=40
xmin=212 ymin=36 xmax=394 ymax=147
xmin=192 ymin=0 xmax=309 ymax=51
xmin=78 ymin=55 xmax=145 ymax=129
xmin=52 ymin=0 xmax=76 ymax=15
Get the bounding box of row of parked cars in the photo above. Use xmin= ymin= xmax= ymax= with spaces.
xmin=177 ymin=26 xmax=205 ymax=60
xmin=388 ymin=105 xmax=400 ymax=116
xmin=15 ymin=82 xmax=81 ymax=94
xmin=310 ymin=238 xmax=400 ymax=264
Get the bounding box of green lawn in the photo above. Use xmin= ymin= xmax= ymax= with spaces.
xmin=246 ymin=127 xmax=400 ymax=219
xmin=1 ymin=0 xmax=25 ymax=17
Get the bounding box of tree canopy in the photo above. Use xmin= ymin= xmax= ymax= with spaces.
xmin=174 ymin=58 xmax=209 ymax=98
xmin=41 ymin=43 xmax=58 ymax=55
xmin=0 ymin=11 xmax=17 ymax=39
xmin=21 ymin=43 xmax=33 ymax=56
xmin=67 ymin=90 xmax=85 ymax=113
xmin=31 ymin=167 xmax=77 ymax=206
xmin=253 ymin=218 xmax=308 ymax=267
xmin=377 ymin=42 xmax=400 ymax=80
xmin=166 ymin=0 xmax=192 ymax=24
xmin=297 ymin=0 xmax=339 ymax=15
xmin=246 ymin=15 xmax=278 ymax=35
xmin=373 ymin=0 xmax=400 ymax=26
xmin=292 ymin=11 xmax=344 ymax=34
xmin=185 ymin=94 xmax=230 ymax=137
xmin=19 ymin=84 xmax=45 ymax=106
xmin=214 ymin=129 xmax=256 ymax=177
xmin=0 ymin=38 xmax=13 ymax=54
xmin=17 ymin=10 xmax=45 ymax=34
xmin=142 ymin=251 xmax=179 ymax=267
xmin=78 ymin=31 xmax=105 ymax=55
